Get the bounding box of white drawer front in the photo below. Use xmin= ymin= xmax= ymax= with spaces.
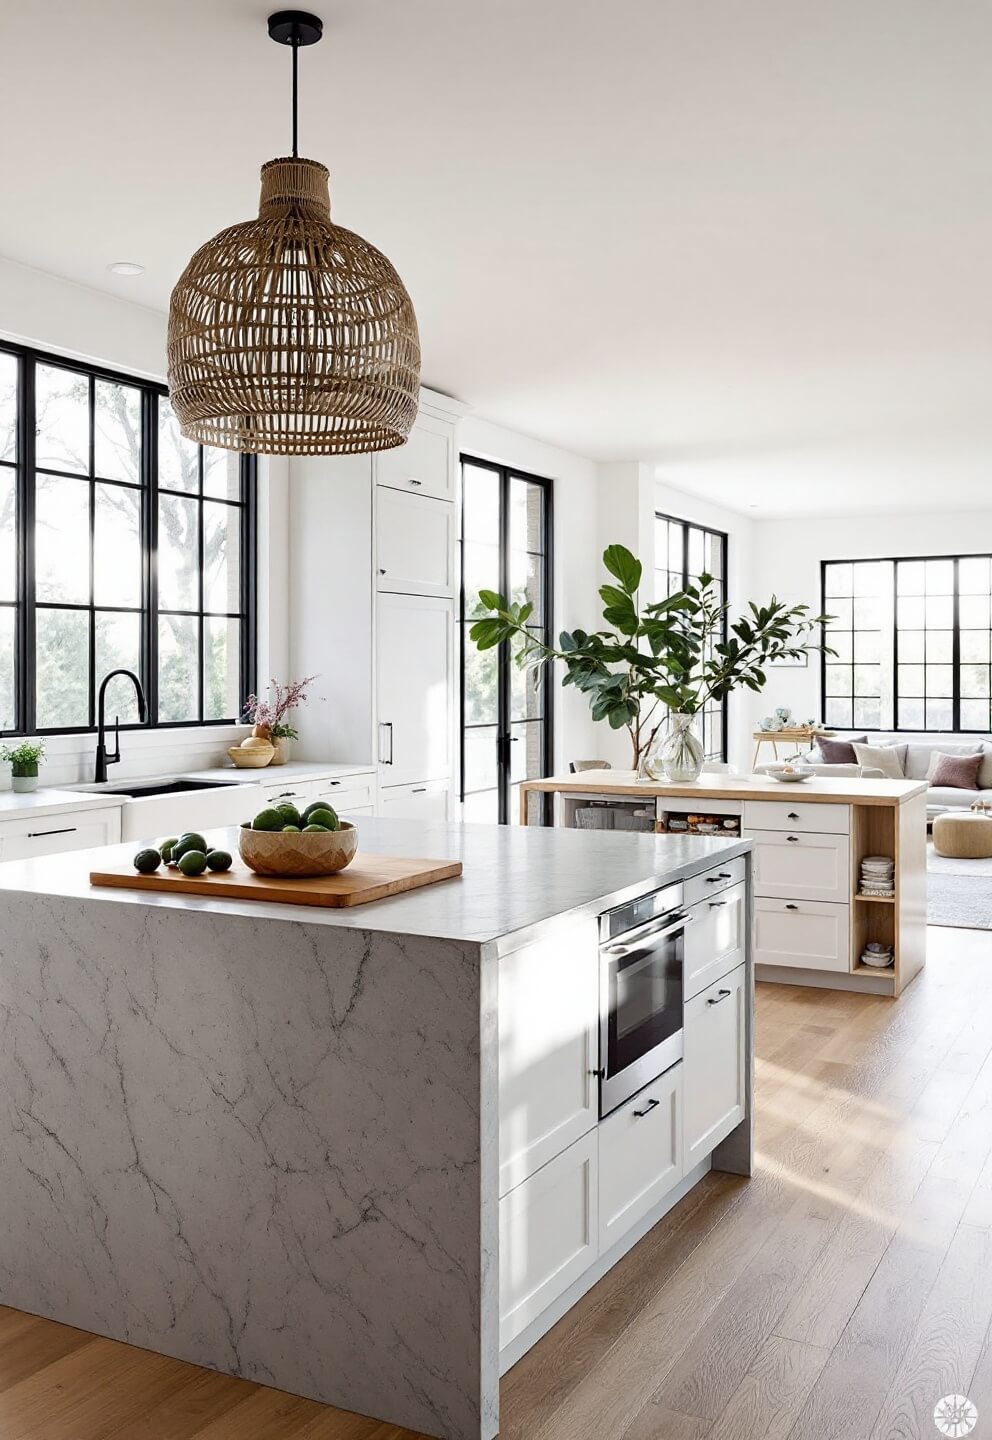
xmin=378 ymin=780 xmax=449 ymax=821
xmin=598 ymin=1066 xmax=682 ymax=1253
xmin=684 ymin=882 xmax=746 ymax=1001
xmin=749 ymin=828 xmax=850 ymax=904
xmin=374 ymin=414 xmax=452 ymax=500
xmin=684 ymin=855 xmax=747 ymax=907
xmin=754 ymin=897 xmax=849 ymax=972
xmin=262 ymin=779 xmax=319 ymax=805
xmin=499 ymin=1130 xmax=598 ymax=1348
xmin=743 ymin=800 xmax=850 ymax=835
xmin=683 ymin=966 xmax=746 ymax=1169
xmin=0 ymin=806 xmax=121 ymax=862
xmin=310 ymin=780 xmax=375 ymax=813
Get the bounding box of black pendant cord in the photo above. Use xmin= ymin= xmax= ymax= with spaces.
xmin=291 ymin=36 xmax=299 ymax=157
xmin=267 ymin=11 xmax=324 ymax=158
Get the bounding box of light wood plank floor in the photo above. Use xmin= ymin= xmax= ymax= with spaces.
xmin=3 ymin=926 xmax=992 ymax=1440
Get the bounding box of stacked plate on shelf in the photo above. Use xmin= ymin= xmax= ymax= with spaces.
xmin=859 ymin=855 xmax=895 ymax=898
xmin=860 ymin=941 xmax=894 ymax=969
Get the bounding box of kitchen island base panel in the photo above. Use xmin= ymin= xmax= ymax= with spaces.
xmin=756 ymin=962 xmax=897 ymax=995
xmin=0 ymin=893 xmax=498 ymax=1440
xmin=498 ymin=1156 xmax=713 ymax=1376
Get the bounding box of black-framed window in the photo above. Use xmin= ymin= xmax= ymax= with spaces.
xmin=0 ymin=342 xmax=256 ymax=737
xmin=654 ymin=513 xmax=728 ymax=761
xmin=821 ymin=554 xmax=992 ymax=733
xmin=459 ymin=457 xmax=553 ymax=824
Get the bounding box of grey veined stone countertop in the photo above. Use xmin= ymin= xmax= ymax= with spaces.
xmin=0 ymin=816 xmax=750 ymax=953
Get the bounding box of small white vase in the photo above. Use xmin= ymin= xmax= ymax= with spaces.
xmin=658 ymin=713 xmax=705 ymax=783
xmin=11 ymin=773 xmax=39 ymax=793
xmin=269 ymin=736 xmax=292 ymax=766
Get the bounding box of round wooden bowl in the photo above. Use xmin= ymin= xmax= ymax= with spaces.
xmin=238 ymin=820 xmax=358 ymax=877
xmin=228 ymin=743 xmax=275 ymax=768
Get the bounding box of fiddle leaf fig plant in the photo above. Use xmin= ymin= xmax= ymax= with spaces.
xmin=470 ymin=544 xmax=831 ymax=770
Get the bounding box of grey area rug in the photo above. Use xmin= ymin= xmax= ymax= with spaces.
xmin=927 ymin=844 xmax=992 ymax=930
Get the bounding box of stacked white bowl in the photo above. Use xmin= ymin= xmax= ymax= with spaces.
xmin=859 ymin=855 xmax=895 ymax=898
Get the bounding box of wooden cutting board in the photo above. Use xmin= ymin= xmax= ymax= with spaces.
xmin=89 ymin=853 xmax=463 ymax=908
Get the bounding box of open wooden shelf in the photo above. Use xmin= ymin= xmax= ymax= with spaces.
xmin=852 ymin=962 xmax=896 ymax=976
xmin=854 ymin=893 xmax=896 ymax=904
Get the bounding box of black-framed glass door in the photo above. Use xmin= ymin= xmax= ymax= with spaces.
xmin=459 ymin=457 xmax=553 ymax=824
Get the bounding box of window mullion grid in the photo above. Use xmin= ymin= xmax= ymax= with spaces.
xmin=197 ymin=447 xmax=205 ymax=723
xmin=17 ymin=354 xmax=35 ymax=734
xmin=87 ymin=374 xmax=96 ymax=729
xmin=142 ymin=390 xmax=157 ymax=725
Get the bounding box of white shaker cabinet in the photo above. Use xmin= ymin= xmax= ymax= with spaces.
xmin=498 ymin=919 xmax=599 ymax=1196
xmin=375 ymin=487 xmax=454 ymax=598
xmin=598 ymin=1065 xmax=682 ymax=1253
xmin=683 ymin=965 xmax=747 ymax=1169
xmin=377 ymin=779 xmax=450 ymax=822
xmin=0 ymin=805 xmax=121 ymax=862
xmin=377 ymin=592 xmax=454 ymax=789
xmin=374 ymin=411 xmax=454 ymax=501
xmin=498 ymin=1129 xmax=598 ymax=1350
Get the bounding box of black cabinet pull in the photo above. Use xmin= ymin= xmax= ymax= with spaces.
xmin=709 ymin=900 xmax=727 ymax=908
xmin=708 ymin=988 xmax=732 ymax=1006
xmin=27 ymin=826 xmax=77 ymax=839
xmin=589 ymin=1067 xmax=605 ymax=1079
xmin=633 ymin=1097 xmax=660 ymax=1118
xmin=787 ymin=812 xmax=800 ymax=820
xmin=706 ymin=871 xmax=732 ymax=883
xmin=786 ymin=903 xmax=799 ymax=910
xmin=412 ymin=787 xmax=427 ymax=794
xmin=787 ymin=835 xmax=800 ymax=843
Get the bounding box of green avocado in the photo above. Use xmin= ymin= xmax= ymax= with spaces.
xmin=157 ymin=836 xmax=179 ymax=863
xmin=177 ymin=849 xmax=208 ymax=877
xmin=133 ymin=848 xmax=162 ymax=874
xmin=276 ymin=801 xmax=303 ymax=828
xmin=252 ymin=808 xmax=284 ymax=832
xmin=282 ymin=824 xmax=301 ymax=833
xmin=302 ymin=823 xmax=330 ymax=833
xmin=205 ymin=849 xmax=233 ymax=872
xmin=305 ymin=806 xmax=339 ymax=832
xmin=173 ymin=831 xmax=208 ymax=861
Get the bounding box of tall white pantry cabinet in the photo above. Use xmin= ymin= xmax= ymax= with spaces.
xmin=288 ymin=389 xmax=464 ymax=816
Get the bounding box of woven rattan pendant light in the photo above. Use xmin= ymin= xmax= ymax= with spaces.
xmin=167 ymin=10 xmax=420 ymax=456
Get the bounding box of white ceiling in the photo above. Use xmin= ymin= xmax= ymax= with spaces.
xmin=2 ymin=0 xmax=991 ymax=516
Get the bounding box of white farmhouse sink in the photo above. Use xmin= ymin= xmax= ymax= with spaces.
xmin=71 ymin=776 xmax=265 ymax=844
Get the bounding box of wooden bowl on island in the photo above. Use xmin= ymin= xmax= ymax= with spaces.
xmin=239 ymin=820 xmax=358 ymax=877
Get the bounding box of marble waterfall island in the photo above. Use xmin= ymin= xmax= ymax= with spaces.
xmin=0 ymin=817 xmax=753 ymax=1440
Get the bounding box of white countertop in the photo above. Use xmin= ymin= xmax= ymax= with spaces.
xmin=0 ymin=787 xmax=128 ymax=819
xmin=181 ymin=761 xmax=375 ymax=787
xmin=0 ymin=817 xmax=749 ymax=950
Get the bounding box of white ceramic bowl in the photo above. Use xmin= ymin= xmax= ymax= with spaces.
xmin=238 ymin=820 xmax=358 ymax=877
xmin=765 ymin=764 xmax=814 ymax=784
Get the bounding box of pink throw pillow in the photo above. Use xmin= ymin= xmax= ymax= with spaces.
xmin=930 ymin=751 xmax=983 ymax=790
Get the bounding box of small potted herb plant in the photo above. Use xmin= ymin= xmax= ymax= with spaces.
xmin=241 ymin=676 xmax=318 ymax=766
xmin=2 ymin=739 xmax=46 ymax=793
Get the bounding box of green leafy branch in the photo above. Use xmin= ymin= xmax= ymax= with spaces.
xmin=469 ymin=544 xmax=833 ymax=769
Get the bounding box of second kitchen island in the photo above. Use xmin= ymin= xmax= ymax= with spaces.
xmin=0 ymin=818 xmax=752 ymax=1440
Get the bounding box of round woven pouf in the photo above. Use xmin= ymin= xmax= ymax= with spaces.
xmin=932 ymin=811 xmax=992 ymax=859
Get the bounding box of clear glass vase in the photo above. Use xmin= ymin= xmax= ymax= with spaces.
xmin=658 ymin=712 xmax=705 ymax=783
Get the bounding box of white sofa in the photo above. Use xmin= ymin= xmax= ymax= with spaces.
xmin=810 ymin=735 xmax=992 ymax=818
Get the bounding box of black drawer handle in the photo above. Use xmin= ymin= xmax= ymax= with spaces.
xmin=706 ymin=871 xmax=732 ymax=883
xmin=707 ymin=988 xmax=732 ymax=1006
xmin=709 ymin=900 xmax=727 ymax=908
xmin=26 ymin=826 xmax=78 ymax=839
xmin=785 ymin=903 xmax=799 ymax=910
xmin=787 ymin=835 xmax=800 ymax=843
xmin=633 ymin=1097 xmax=660 ymax=1118
xmin=787 ymin=812 xmax=800 ymax=820
xmin=588 ymin=1067 xmax=605 ymax=1079
xmin=412 ymin=787 xmax=427 ymax=794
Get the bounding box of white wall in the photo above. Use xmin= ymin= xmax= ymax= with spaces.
xmin=0 ymin=256 xmax=290 ymax=784
xmin=751 ymin=507 xmax=992 ymax=739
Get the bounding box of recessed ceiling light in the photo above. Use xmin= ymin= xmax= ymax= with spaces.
xmin=108 ymin=261 xmax=145 ymax=276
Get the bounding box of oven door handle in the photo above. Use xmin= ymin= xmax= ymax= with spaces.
xmin=604 ymin=911 xmax=695 ymax=956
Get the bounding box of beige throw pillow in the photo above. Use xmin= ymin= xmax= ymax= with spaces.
xmin=852 ymin=742 xmax=905 ymax=779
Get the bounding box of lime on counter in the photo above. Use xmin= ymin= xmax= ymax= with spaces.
xmin=133 ymin=848 xmax=162 ymax=874
xmin=177 ymin=850 xmax=208 ymax=877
